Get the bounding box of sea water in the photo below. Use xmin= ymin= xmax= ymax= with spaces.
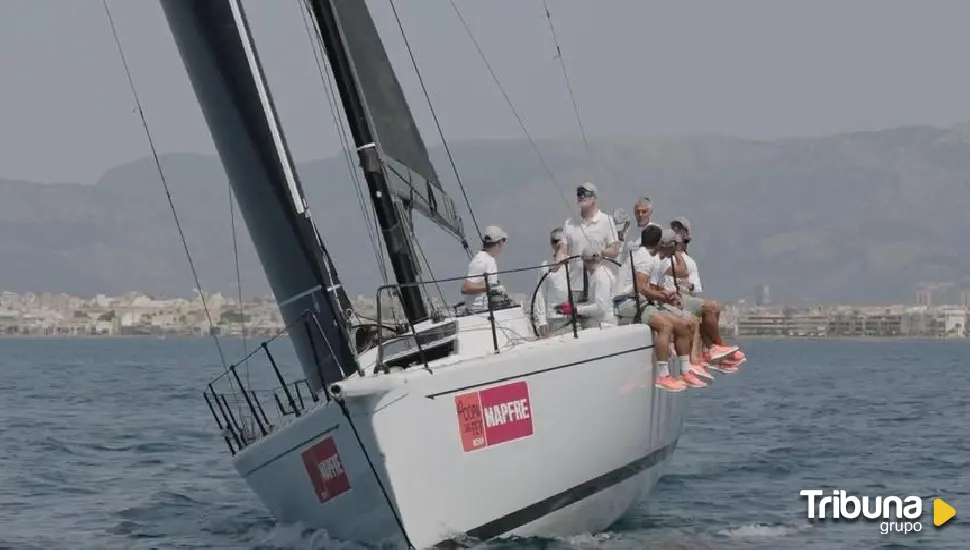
xmin=0 ymin=337 xmax=967 ymax=549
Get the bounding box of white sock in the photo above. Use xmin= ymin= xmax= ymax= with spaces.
xmin=656 ymin=360 xmax=670 ymax=378
xmin=678 ymin=356 xmax=692 ymax=376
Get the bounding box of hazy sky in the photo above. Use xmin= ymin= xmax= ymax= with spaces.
xmin=2 ymin=0 xmax=970 ymax=184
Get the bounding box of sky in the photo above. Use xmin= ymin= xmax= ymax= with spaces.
xmin=2 ymin=0 xmax=970 ymax=184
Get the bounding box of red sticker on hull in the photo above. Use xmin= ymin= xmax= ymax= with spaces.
xmin=455 ymin=381 xmax=533 ymax=452
xmin=301 ymin=435 xmax=350 ymax=503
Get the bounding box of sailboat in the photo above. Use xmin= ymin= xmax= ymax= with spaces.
xmin=160 ymin=0 xmax=684 ymax=547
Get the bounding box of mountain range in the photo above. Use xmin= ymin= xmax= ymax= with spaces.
xmin=3 ymin=124 xmax=970 ymax=305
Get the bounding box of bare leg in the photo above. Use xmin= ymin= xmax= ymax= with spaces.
xmin=690 ymin=316 xmax=704 ymax=362
xmin=648 ymin=316 xmax=672 ymax=363
xmin=671 ymin=318 xmax=692 ymax=357
xmin=700 ymin=303 xmax=719 ymax=346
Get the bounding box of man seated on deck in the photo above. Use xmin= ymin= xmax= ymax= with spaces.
xmin=533 ymin=227 xmax=571 ymax=338
xmin=668 ymin=217 xmax=746 ymax=372
xmin=562 ymin=182 xmax=620 ymax=301
xmin=461 ymin=225 xmax=508 ymax=311
xmin=613 ymin=225 xmax=707 ymax=391
xmin=650 ymin=229 xmax=715 ymax=386
xmin=555 ymin=244 xmax=616 ymax=329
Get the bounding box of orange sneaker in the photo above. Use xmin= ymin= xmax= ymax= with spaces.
xmin=655 ymin=375 xmax=686 ymax=392
xmin=688 ymin=363 xmax=715 ymax=384
xmin=714 ymin=364 xmax=739 ymax=374
xmin=708 ymin=344 xmax=740 ymax=362
xmin=707 ymin=360 xmax=740 ymax=374
xmin=681 ymin=371 xmax=709 ymax=388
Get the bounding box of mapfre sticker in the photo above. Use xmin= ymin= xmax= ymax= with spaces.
xmin=455 ymin=381 xmax=534 ymax=452
xmin=301 ymin=435 xmax=350 ymax=503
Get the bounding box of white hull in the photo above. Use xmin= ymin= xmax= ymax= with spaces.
xmin=232 ymin=308 xmax=685 ymax=548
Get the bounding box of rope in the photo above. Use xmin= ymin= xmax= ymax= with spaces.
xmin=389 ymin=0 xmax=478 ymax=254
xmin=102 ymin=0 xmax=228 ymax=372
xmin=448 ymin=1 xmax=597 ymax=257
xmin=335 ymin=398 xmax=414 ymax=548
xmin=404 ymin=205 xmax=449 ymax=310
xmin=541 ymin=0 xmax=599 ymax=182
xmin=227 ymin=189 xmax=251 ymax=386
xmin=296 ymin=0 xmax=390 ymax=285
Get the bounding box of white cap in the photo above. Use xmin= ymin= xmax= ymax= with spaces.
xmin=576 ymin=182 xmax=598 ymax=200
xmin=482 ymin=225 xmax=508 ymax=244
xmin=658 ymin=228 xmax=678 ymax=247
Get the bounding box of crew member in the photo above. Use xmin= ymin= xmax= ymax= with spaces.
xmin=624 ymin=196 xmax=662 ymax=252
xmin=669 ymin=217 xmax=745 ymax=370
xmin=614 ymin=226 xmax=705 ymax=391
xmin=461 ymin=225 xmax=507 ymax=310
xmin=659 ymin=227 xmax=739 ymax=373
xmin=556 ymin=244 xmax=616 ymax=328
xmin=533 ymin=227 xmax=571 ymax=337
xmin=562 ymin=182 xmax=620 ymax=300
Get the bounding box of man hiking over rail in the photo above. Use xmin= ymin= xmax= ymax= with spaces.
xmin=668 ymin=218 xmax=746 ymax=371
xmin=613 ymin=225 xmax=707 ymax=391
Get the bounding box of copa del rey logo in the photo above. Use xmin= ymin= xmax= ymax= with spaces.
xmin=455 ymin=381 xmax=534 ymax=452
xmin=301 ymin=435 xmax=351 ymax=503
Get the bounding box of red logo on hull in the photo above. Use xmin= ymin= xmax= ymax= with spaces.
xmin=455 ymin=381 xmax=534 ymax=452
xmin=301 ymin=435 xmax=350 ymax=503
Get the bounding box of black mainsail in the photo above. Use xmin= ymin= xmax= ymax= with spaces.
xmin=306 ymin=0 xmax=468 ymax=324
xmin=160 ymin=0 xmax=358 ymax=393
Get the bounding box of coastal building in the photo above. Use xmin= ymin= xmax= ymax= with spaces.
xmin=734 ymin=305 xmax=968 ymax=338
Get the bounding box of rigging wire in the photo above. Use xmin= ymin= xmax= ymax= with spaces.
xmin=395 ymin=201 xmax=448 ymax=309
xmin=541 ymin=0 xmax=599 ymax=182
xmin=388 ymin=0 xmax=479 ymax=253
xmin=447 ymin=0 xmax=582 ymax=223
xmin=101 ymin=0 xmax=229 ymax=372
xmin=226 ymin=190 xmax=250 ymax=386
xmin=296 ymin=0 xmax=390 ymax=286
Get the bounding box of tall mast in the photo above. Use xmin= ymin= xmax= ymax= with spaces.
xmin=160 ymin=0 xmax=358 ymax=393
xmin=307 ymin=0 xmax=427 ymax=324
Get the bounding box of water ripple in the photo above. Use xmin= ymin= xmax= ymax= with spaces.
xmin=0 ymin=337 xmax=967 ymax=549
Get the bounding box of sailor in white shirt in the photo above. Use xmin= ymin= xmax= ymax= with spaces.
xmin=532 ymin=227 xmax=571 ymax=338
xmin=557 ymin=245 xmax=616 ymax=328
xmin=461 ymin=225 xmax=507 ymax=310
xmin=562 ymin=182 xmax=620 ymax=297
xmin=666 ymin=218 xmax=744 ymax=369
xmin=667 ymin=217 xmax=702 ymax=295
xmin=662 ymin=236 xmax=702 ymax=298
xmin=620 ymin=196 xmax=662 ymax=265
